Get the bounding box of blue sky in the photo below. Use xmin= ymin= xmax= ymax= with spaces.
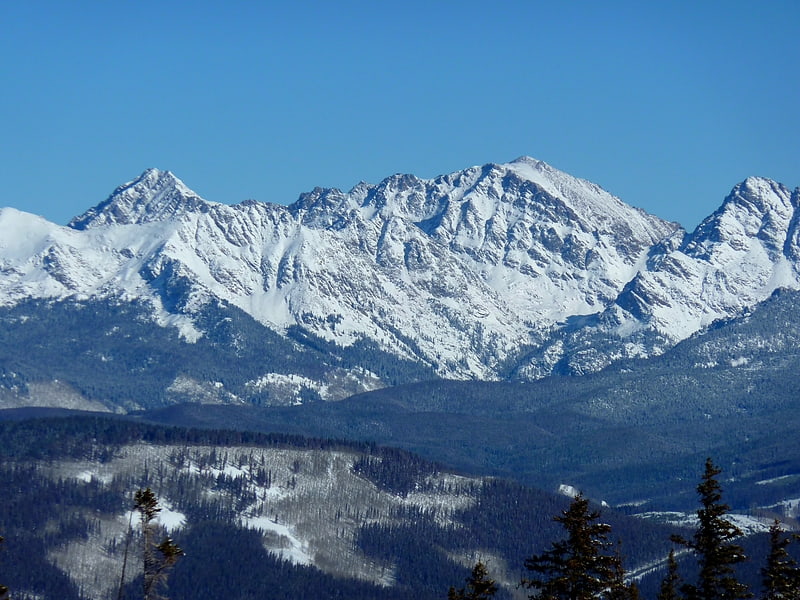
xmin=2 ymin=1 xmax=797 ymax=229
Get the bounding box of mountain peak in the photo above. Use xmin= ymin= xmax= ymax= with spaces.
xmin=508 ymin=155 xmax=547 ymax=168
xmin=731 ymin=176 xmax=792 ymax=207
xmin=684 ymin=176 xmax=795 ymax=250
xmin=69 ymin=168 xmax=211 ymax=229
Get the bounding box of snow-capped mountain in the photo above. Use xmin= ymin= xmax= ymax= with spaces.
xmin=513 ymin=176 xmax=800 ymax=377
xmin=615 ymin=177 xmax=800 ymax=338
xmin=1 ymin=158 xmax=798 ymax=386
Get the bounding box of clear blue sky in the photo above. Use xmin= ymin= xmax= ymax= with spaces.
xmin=2 ymin=1 xmax=798 ymax=229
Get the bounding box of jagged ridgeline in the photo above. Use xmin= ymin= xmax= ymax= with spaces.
xmin=2 ymin=159 xmax=799 ymax=402
xmin=2 ymin=158 xmax=800 ymax=598
xmin=0 ymin=416 xmax=675 ymax=600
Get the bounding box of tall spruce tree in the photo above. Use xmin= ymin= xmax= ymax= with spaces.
xmin=761 ymin=520 xmax=800 ymax=600
xmin=657 ymin=549 xmax=683 ymax=600
xmin=609 ymin=543 xmax=640 ymax=600
xmin=448 ymin=560 xmax=498 ymax=600
xmin=521 ymin=493 xmax=636 ymax=600
xmin=672 ymin=458 xmax=750 ymax=600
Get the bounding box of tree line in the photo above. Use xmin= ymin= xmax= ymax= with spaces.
xmin=449 ymin=458 xmax=800 ymax=600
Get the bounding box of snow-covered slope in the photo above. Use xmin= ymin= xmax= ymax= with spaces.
xmin=614 ymin=177 xmax=800 ymax=339
xmin=1 ymin=159 xmax=798 ymax=383
xmin=514 ymin=177 xmax=800 ymax=376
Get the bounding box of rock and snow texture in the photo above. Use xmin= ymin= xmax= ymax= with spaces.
xmin=609 ymin=178 xmax=800 ymax=340
xmin=1 ymin=159 xmax=798 ymax=380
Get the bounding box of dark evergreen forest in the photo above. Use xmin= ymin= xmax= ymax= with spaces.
xmin=0 ymin=298 xmax=435 ymax=409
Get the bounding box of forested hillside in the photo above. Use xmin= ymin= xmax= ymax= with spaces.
xmin=0 ymin=416 xmax=677 ymax=600
xmin=0 ymin=298 xmax=434 ymax=411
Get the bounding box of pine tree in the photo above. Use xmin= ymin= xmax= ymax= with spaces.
xmin=672 ymin=458 xmax=750 ymax=600
xmin=657 ymin=549 xmax=683 ymax=600
xmin=608 ymin=543 xmax=640 ymax=600
xmin=448 ymin=560 xmax=498 ymax=600
xmin=133 ymin=488 xmax=184 ymax=600
xmin=761 ymin=520 xmax=800 ymax=600
xmin=521 ymin=493 xmax=636 ymax=600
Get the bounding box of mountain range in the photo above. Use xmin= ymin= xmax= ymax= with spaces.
xmin=2 ymin=157 xmax=798 ymax=405
xmin=1 ymin=158 xmax=799 ymax=599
